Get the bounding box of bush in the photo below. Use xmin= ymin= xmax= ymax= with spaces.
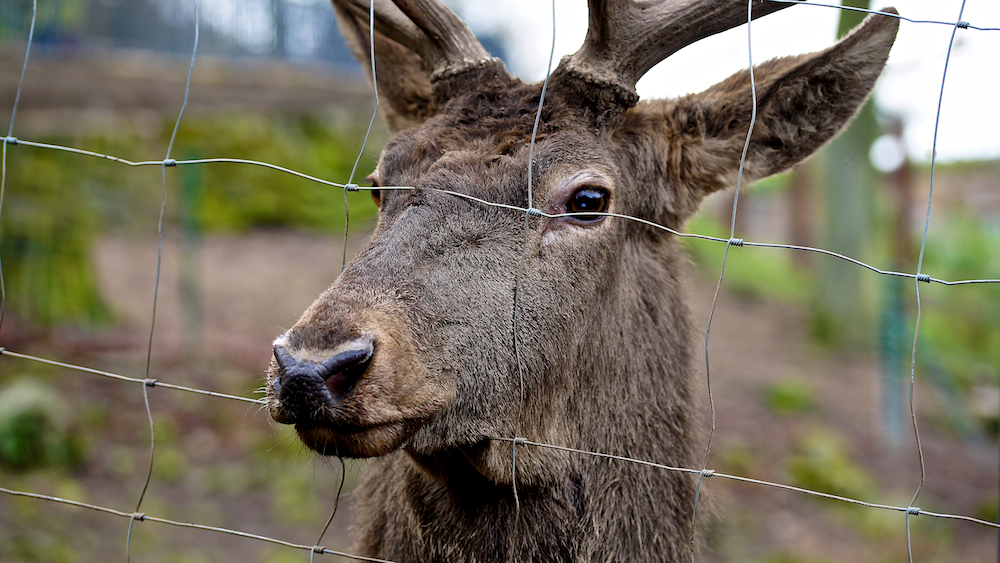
xmin=0 ymin=379 xmax=84 ymax=471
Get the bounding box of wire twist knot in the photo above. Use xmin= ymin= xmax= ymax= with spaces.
xmin=131 ymin=512 xmax=146 ymax=521
xmin=907 ymin=506 xmax=922 ymax=516
xmin=3 ymin=136 xmax=17 ymax=145
xmin=916 ymin=274 xmax=931 ymax=283
xmin=728 ymin=238 xmax=744 ymax=248
xmin=956 ymin=21 xmax=969 ymax=29
xmin=311 ymin=545 xmax=326 ymax=554
xmin=700 ymin=469 xmax=715 ymax=479
xmin=345 ymin=183 xmax=359 ymax=192
xmin=526 ymin=208 xmax=544 ymax=218
xmin=144 ymin=378 xmax=158 ymax=387
xmin=162 ymin=158 xmax=177 ymax=167
xmin=513 ymin=437 xmax=528 ymax=446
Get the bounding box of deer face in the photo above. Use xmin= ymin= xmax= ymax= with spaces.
xmin=265 ymin=0 xmax=898 ymax=481
xmin=266 ymin=80 xmax=633 ymax=465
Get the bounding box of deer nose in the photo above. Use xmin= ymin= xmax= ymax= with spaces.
xmin=273 ymin=337 xmax=374 ymax=412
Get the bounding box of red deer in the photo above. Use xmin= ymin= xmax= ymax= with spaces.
xmin=265 ymin=1 xmax=899 ymax=560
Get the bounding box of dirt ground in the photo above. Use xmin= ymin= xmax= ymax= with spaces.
xmin=0 ymin=230 xmax=996 ymax=563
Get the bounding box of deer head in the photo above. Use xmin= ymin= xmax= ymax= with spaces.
xmin=265 ymin=0 xmax=898 ymax=546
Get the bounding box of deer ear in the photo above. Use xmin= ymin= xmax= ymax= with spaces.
xmin=333 ymin=2 xmax=435 ymax=132
xmin=623 ymin=9 xmax=899 ymax=220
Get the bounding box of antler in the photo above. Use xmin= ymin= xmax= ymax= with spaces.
xmin=332 ymin=0 xmax=499 ymax=81
xmin=555 ymin=0 xmax=801 ymax=103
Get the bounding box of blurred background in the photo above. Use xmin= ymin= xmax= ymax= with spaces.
xmin=0 ymin=1 xmax=997 ymax=562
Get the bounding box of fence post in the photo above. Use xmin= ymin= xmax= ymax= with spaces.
xmin=814 ymin=0 xmax=878 ymax=346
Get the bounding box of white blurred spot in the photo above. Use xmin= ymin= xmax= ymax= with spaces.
xmin=869 ymin=134 xmax=907 ymax=173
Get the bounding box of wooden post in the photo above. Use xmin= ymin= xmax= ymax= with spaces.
xmin=788 ymin=163 xmax=814 ymax=270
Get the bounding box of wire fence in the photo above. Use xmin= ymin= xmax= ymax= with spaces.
xmin=0 ymin=0 xmax=998 ymax=562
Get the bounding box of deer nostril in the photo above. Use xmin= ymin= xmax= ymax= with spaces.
xmin=274 ymin=336 xmax=374 ymax=405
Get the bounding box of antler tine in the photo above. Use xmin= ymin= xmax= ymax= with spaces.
xmin=560 ymin=0 xmax=801 ymax=100
xmin=334 ymin=0 xmax=499 ymax=81
xmin=392 ymin=0 xmax=497 ymax=79
xmin=334 ymin=0 xmax=427 ymax=56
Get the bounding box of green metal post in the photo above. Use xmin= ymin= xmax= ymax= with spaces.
xmin=814 ymin=0 xmax=879 ymax=346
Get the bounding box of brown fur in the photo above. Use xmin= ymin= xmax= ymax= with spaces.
xmin=265 ymin=4 xmax=899 ymax=561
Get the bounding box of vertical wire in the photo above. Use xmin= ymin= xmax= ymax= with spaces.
xmin=0 ymin=0 xmax=37 ymax=337
xmin=905 ymin=2 xmax=967 ymax=561
xmin=689 ymin=1 xmax=758 ymax=559
xmin=525 ymin=0 xmax=557 ymax=213
xmin=510 ymin=0 xmax=558 ymax=518
xmin=5 ymin=0 xmax=34 ymax=139
xmin=126 ymin=1 xmax=199 ymax=560
xmin=311 ymin=457 xmax=348 ymax=563
xmin=341 ymin=0 xmax=381 ymax=273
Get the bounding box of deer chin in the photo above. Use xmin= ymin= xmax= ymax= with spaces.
xmin=268 ymin=395 xmax=443 ymax=458
xmin=294 ymin=421 xmax=412 ymax=458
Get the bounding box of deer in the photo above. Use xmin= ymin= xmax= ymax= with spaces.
xmin=264 ymin=1 xmax=899 ymax=560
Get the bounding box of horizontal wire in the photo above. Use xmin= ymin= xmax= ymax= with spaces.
xmin=0 ymin=348 xmax=263 ymax=404
xmin=378 ymin=185 xmax=1000 ymax=286
xmin=491 ymin=437 xmax=1000 ymax=529
xmin=2 ymin=138 xmax=351 ymax=188
xmin=0 ymin=487 xmax=396 ymax=563
xmin=180 ymin=158 xmax=350 ymax=188
xmin=10 ymin=334 xmax=994 ymax=532
xmin=762 ymin=0 xmax=1000 ymax=31
xmin=4 ymin=136 xmax=997 ymax=286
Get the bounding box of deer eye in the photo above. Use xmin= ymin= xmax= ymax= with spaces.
xmin=566 ymin=187 xmax=609 ymax=219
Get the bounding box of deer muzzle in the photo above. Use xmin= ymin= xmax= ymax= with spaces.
xmin=271 ymin=336 xmax=374 ymax=420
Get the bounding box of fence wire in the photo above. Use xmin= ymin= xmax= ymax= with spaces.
xmin=0 ymin=0 xmax=998 ymax=562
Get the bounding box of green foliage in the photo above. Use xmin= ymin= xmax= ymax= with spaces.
xmin=686 ymin=195 xmax=997 ymax=390
xmin=1 ymin=143 xmax=110 ymax=326
xmin=918 ymin=212 xmax=1000 ymax=387
xmin=1 ymin=113 xmax=378 ymax=329
xmin=683 ymin=212 xmax=810 ymax=302
xmin=5 ymin=534 xmax=75 ymax=563
xmin=271 ymin=464 xmax=327 ymax=525
xmin=976 ymin=498 xmax=999 ymax=525
xmin=151 ymin=445 xmax=190 ymax=483
xmin=173 ymin=114 xmax=379 ymax=233
xmin=0 ymin=379 xmax=84 ymax=471
xmin=715 ymin=442 xmax=762 ymax=479
xmin=787 ymin=428 xmax=874 ymax=501
xmin=1 ymin=0 xmax=87 ymax=39
xmin=205 ymin=463 xmax=256 ymax=495
xmin=763 ymin=379 xmax=817 ymax=415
